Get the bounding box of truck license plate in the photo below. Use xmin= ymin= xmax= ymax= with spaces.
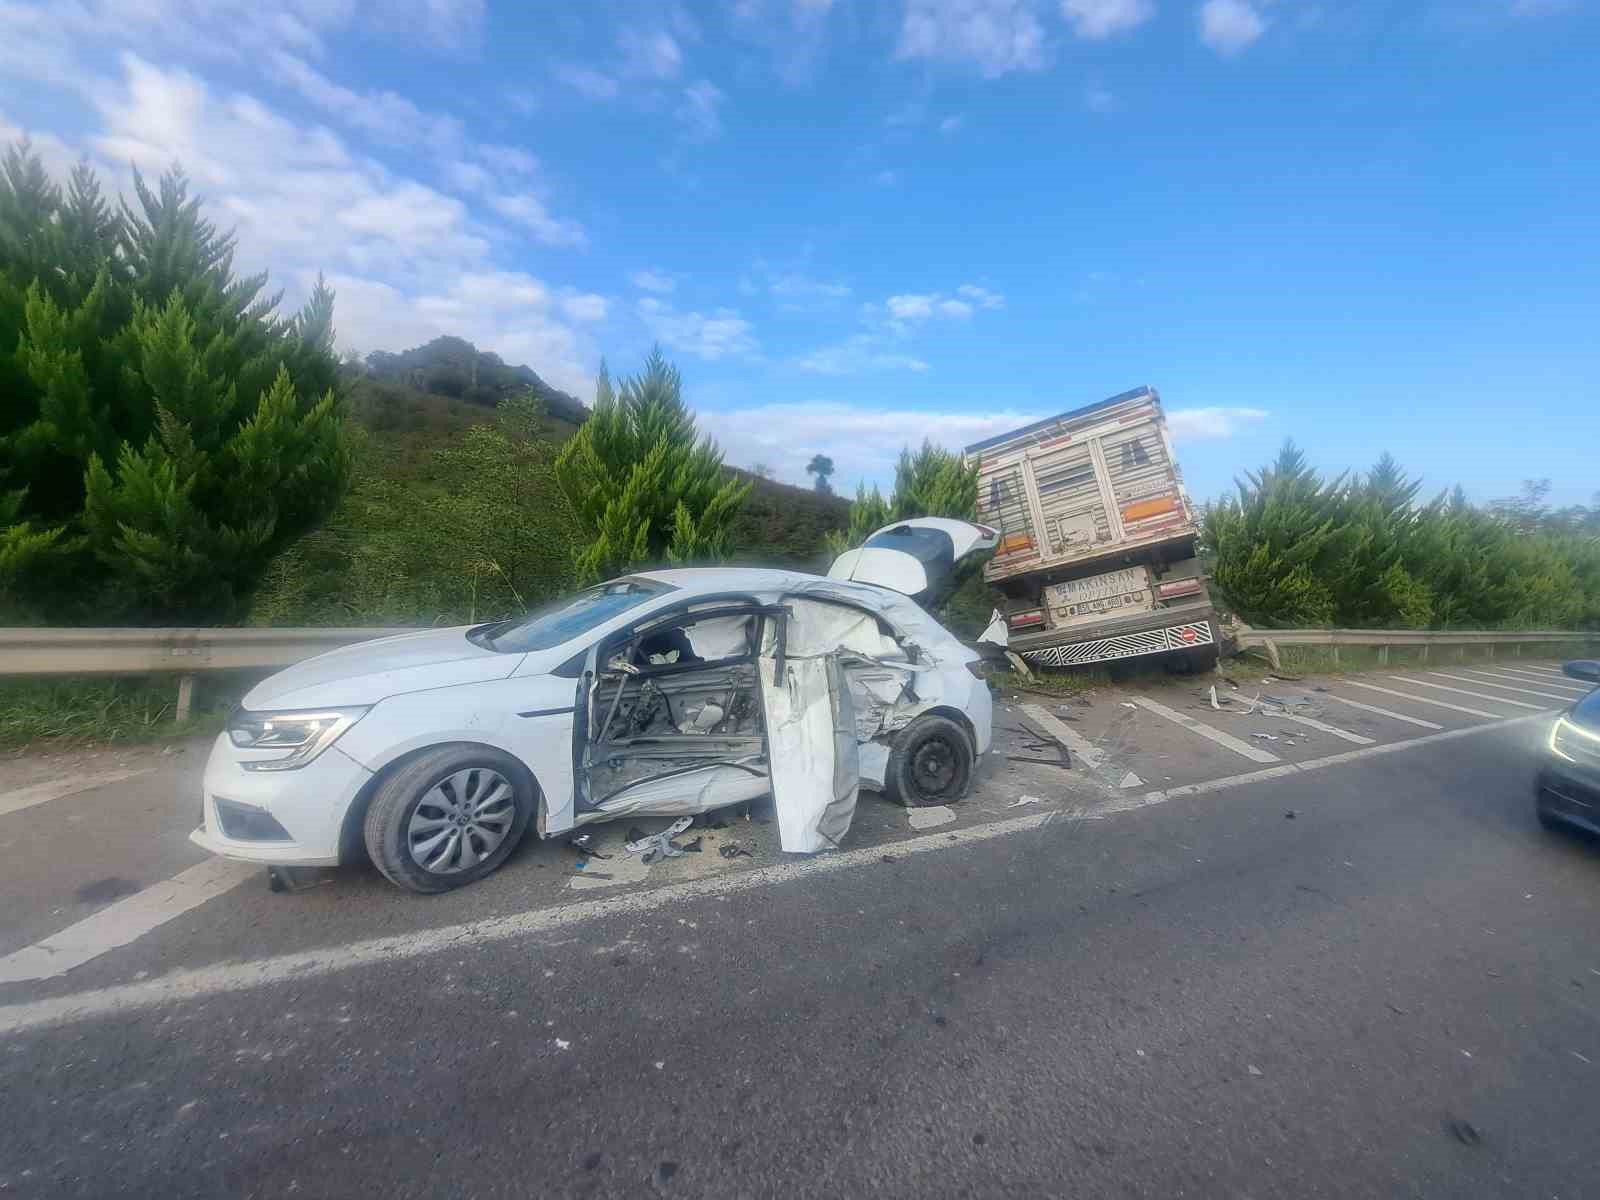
xmin=1045 ymin=567 xmax=1154 ymax=628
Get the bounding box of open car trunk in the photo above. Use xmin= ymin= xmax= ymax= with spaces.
xmin=826 ymin=517 xmax=998 ymax=608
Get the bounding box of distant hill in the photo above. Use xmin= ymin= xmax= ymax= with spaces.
xmin=363 ymin=335 xmax=589 ymax=424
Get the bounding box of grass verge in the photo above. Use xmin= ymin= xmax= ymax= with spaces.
xmin=0 ymin=672 xmax=264 ymax=751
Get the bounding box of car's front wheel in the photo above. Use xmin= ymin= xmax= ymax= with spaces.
xmin=363 ymin=745 xmax=536 ymax=893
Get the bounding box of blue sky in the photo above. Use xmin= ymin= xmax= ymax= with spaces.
xmin=2 ymin=1 xmax=1596 ymax=505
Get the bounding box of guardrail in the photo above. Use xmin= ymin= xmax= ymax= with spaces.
xmin=1237 ymin=628 xmax=1599 ymax=671
xmin=2 ymin=625 xmax=1594 ymax=724
xmin=0 ymin=627 xmax=415 ymax=720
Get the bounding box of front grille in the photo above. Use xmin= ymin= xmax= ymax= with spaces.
xmin=1022 ymin=621 xmax=1214 ymax=668
xmin=213 ymin=797 xmax=292 ymax=842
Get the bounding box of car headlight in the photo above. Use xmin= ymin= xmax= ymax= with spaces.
xmin=227 ymin=707 xmax=368 ymax=771
xmin=1548 ymin=715 xmax=1599 ymax=765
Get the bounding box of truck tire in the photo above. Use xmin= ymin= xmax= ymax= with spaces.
xmin=883 ymin=715 xmax=974 ymax=808
xmin=1165 ymin=646 xmax=1220 ymax=676
xmin=363 ymin=745 xmax=536 ymax=893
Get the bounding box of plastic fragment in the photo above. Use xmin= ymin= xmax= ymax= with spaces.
xmin=1010 ymin=795 xmax=1044 ymax=807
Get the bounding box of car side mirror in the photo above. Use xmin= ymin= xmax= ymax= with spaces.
xmin=1563 ymin=660 xmax=1600 ymax=684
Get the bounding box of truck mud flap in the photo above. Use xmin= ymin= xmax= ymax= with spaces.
xmin=1021 ymin=620 xmax=1214 ymax=668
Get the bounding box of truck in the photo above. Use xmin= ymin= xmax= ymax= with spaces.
xmin=965 ymin=386 xmax=1218 ymax=672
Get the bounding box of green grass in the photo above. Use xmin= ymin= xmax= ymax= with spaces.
xmin=1227 ymin=640 xmax=1597 ymax=680
xmin=0 ymin=673 xmax=264 ymax=750
xmin=990 ymin=666 xmax=1111 ymax=699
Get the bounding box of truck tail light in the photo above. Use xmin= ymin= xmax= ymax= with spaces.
xmin=1121 ymin=496 xmax=1180 ymax=523
xmin=1157 ymin=578 xmax=1204 ymax=601
xmin=1008 ymin=609 xmax=1045 ymax=628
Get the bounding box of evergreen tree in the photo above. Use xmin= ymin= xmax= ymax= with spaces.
xmin=552 ymin=348 xmax=750 ymax=584
xmin=0 ymin=141 xmax=349 ymax=621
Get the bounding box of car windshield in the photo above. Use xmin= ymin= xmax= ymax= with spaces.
xmin=473 ymin=580 xmax=671 ymax=653
xmin=863 ymin=525 xmax=954 ymax=568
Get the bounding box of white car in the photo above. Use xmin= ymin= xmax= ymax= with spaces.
xmin=191 ymin=519 xmax=998 ymax=892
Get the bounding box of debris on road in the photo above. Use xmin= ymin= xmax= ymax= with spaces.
xmin=1285 ymin=810 xmax=1297 ymax=819
xmin=907 ymin=805 xmax=957 ymax=830
xmin=625 ymin=816 xmax=696 ymax=865
xmin=1445 ymin=1119 xmax=1482 ymax=1147
xmin=1119 ymin=772 xmax=1143 ymax=789
xmin=1209 ymin=685 xmax=1222 ymax=710
xmin=1247 ymin=1064 xmax=1263 ymax=1077
xmin=681 ymin=836 xmax=704 ymax=853
xmin=566 ymin=833 xmax=611 ymax=859
xmin=718 ymin=842 xmax=754 ymax=859
xmin=1009 ymin=795 xmax=1044 ymax=807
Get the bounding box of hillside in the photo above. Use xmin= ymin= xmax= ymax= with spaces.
xmin=251 ymin=365 xmax=850 ymax=625
xmin=362 ymin=335 xmax=590 ymax=425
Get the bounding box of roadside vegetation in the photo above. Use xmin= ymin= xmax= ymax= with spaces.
xmin=1205 ymin=443 xmax=1600 ymax=631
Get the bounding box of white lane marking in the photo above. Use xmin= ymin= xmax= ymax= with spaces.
xmin=1428 ymin=672 xmax=1581 ymax=703
xmin=1501 ymin=665 xmax=1570 ymax=677
xmin=1462 ymin=668 xmax=1587 ymax=695
xmin=0 ymin=711 xmax=1551 ymax=1037
xmin=0 ymin=768 xmax=156 ymax=820
xmin=1128 ymin=696 xmax=1281 ymax=764
xmin=1272 ymin=713 xmax=1374 ymax=745
xmin=0 ymin=859 xmax=256 ymax=985
xmin=907 ymin=805 xmax=956 ymax=830
xmin=1019 ymin=705 xmax=1103 ymax=768
xmin=1473 ymin=666 xmax=1588 ymax=688
xmin=1340 ymin=680 xmax=1509 ymax=720
xmin=1387 ymin=676 xmax=1541 ymax=710
xmin=1322 ymin=693 xmax=1443 ymax=731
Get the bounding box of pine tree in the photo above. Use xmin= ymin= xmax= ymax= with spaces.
xmin=0 ymin=141 xmax=349 ymax=620
xmin=553 ymin=348 xmax=750 ymax=584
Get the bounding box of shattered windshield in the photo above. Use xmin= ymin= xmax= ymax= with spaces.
xmin=474 ymin=580 xmax=671 ymax=653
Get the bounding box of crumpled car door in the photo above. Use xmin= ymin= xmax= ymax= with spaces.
xmin=758 ymin=621 xmax=860 ymax=853
xmin=825 ymin=517 xmax=998 ymax=608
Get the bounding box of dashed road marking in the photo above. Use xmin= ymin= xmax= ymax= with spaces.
xmin=1388 ymin=676 xmax=1541 ymax=710
xmin=1128 ymin=696 xmax=1281 ymax=764
xmin=0 ymin=711 xmax=1550 ymax=1037
xmin=0 ymin=858 xmax=256 ymax=985
xmin=1427 ymin=672 xmax=1581 ymax=703
xmin=1503 ymin=665 xmax=1570 ymax=677
xmin=1341 ymin=680 xmax=1512 ymax=720
xmin=1273 ymin=712 xmax=1375 ymax=745
xmin=1321 ymin=693 xmax=1443 ymax=731
xmin=1468 ymin=667 xmax=1586 ymax=692
xmin=0 ymin=768 xmax=156 ymax=820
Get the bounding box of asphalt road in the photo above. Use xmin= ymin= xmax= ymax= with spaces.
xmin=3 ymin=670 xmax=1598 ymax=1197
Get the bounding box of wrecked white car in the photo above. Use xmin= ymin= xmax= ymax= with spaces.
xmin=191 ymin=519 xmax=998 ymax=892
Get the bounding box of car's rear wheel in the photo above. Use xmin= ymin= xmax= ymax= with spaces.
xmin=883 ymin=715 xmax=974 ymax=808
xmin=364 ymin=745 xmax=536 ymax=893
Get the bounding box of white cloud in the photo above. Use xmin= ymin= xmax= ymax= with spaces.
xmin=794 ymin=337 xmax=929 ymax=375
xmin=1510 ymin=0 xmax=1576 ymax=15
xmin=939 ymin=114 xmax=967 ymax=134
xmin=1061 ymin=0 xmax=1155 ymax=39
xmin=1199 ymin=0 xmax=1268 ymax=54
xmin=706 ymin=401 xmax=1043 ymax=487
xmin=728 ymin=0 xmax=838 ymax=84
xmin=884 ymin=286 xmax=1004 ymax=324
xmin=676 ymin=80 xmax=726 ymax=141
xmin=555 ymin=63 xmax=620 ymax=100
xmin=1165 ymin=406 xmax=1269 ymax=440
xmin=636 ymin=298 xmax=758 ymax=361
xmin=630 ymin=269 xmax=678 ymax=294
xmin=956 ymin=283 xmax=1005 ymax=309
xmin=266 ymin=52 xmax=463 ymax=153
xmin=29 ymin=53 xmax=602 ymax=398
xmin=488 ymin=193 xmax=588 ymax=249
xmin=560 ymin=292 xmax=609 ymax=323
xmin=618 ymin=28 xmax=684 ymax=79
xmin=896 ymin=0 xmax=1050 ymax=77
xmin=769 ymin=273 xmax=852 ymax=308
xmin=478 ymin=144 xmax=538 ymax=175
xmin=1084 ymin=83 xmax=1119 ymax=112
xmin=875 ymin=168 xmax=901 ymax=187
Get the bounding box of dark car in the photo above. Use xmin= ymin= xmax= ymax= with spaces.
xmin=1536 ymin=660 xmax=1600 ymax=836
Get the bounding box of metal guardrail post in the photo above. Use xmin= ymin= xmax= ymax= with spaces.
xmin=1378 ymin=645 xmax=1389 ymax=666
xmin=175 ymin=674 xmax=195 ymax=723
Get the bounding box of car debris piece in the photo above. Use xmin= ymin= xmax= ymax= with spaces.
xmin=571 ymin=870 xmax=614 ymax=880
xmin=681 ymin=836 xmax=704 ymax=853
xmin=625 ymin=816 xmax=695 ymax=864
xmin=718 ymin=841 xmax=754 ymax=859
xmin=1010 ymin=795 xmax=1044 ymax=807
xmin=566 ymin=833 xmax=611 ymax=859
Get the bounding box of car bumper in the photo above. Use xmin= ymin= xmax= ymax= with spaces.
xmin=1010 ymin=607 xmax=1216 ymax=668
xmin=189 ymin=733 xmax=374 ymax=866
xmin=1536 ymin=761 xmax=1600 ymax=836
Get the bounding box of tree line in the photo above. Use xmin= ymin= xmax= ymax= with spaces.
xmin=1204 ymin=443 xmax=1600 ymax=630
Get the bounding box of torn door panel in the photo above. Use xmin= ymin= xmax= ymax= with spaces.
xmin=587 ymin=761 xmax=769 ymax=820
xmin=759 ymin=649 xmax=859 ymax=853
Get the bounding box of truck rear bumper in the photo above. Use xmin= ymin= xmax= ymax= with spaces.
xmin=1010 ymin=608 xmax=1216 ymax=668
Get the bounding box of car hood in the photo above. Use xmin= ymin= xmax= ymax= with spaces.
xmin=242 ymin=627 xmax=521 ymax=711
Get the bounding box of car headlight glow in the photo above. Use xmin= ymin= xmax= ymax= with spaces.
xmin=227 ymin=707 xmax=368 ymax=771
xmin=1548 ymin=715 xmax=1599 ymax=764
